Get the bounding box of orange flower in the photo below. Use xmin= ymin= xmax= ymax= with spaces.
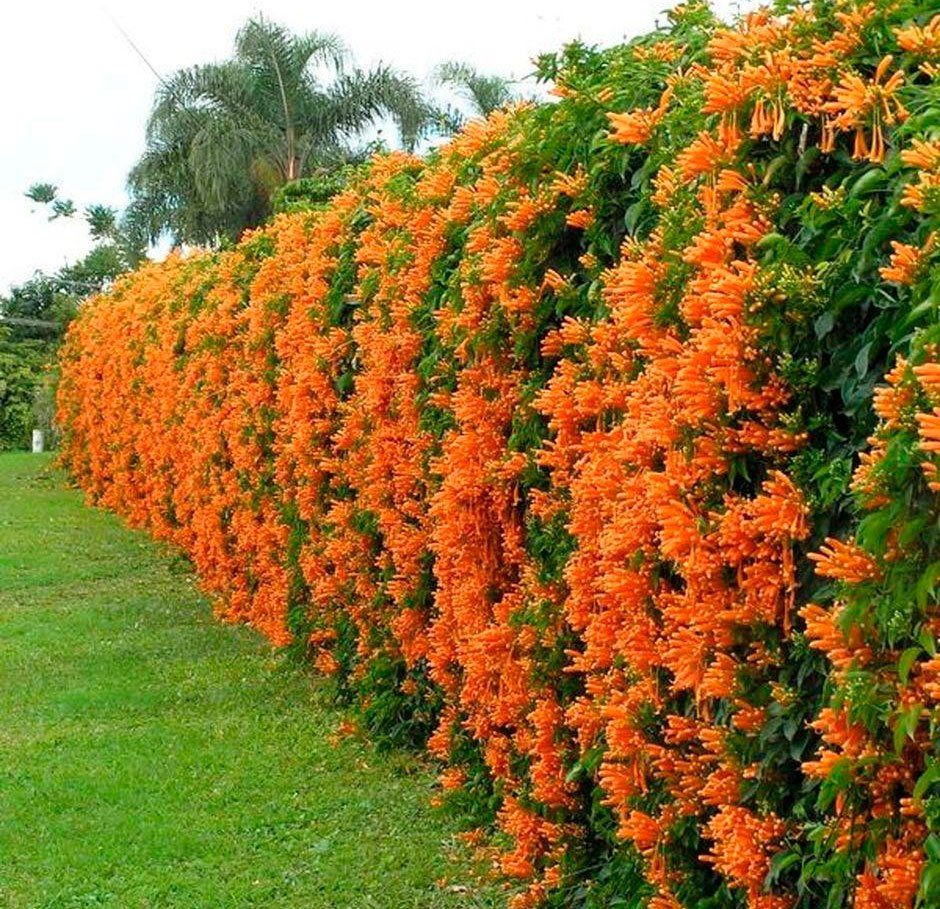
xmin=702 ymin=806 xmax=787 ymax=902
xmin=809 ymin=538 xmax=881 ymax=584
xmin=565 ymin=208 xmax=595 ymax=229
xmin=607 ymin=87 xmax=673 ymax=146
xmin=916 ymin=407 xmax=940 ymax=452
xmin=901 ymin=138 xmax=940 ymax=170
xmin=879 ymin=238 xmax=931 ymax=285
xmin=913 ymin=361 xmax=940 ymax=398
xmin=676 ymin=130 xmax=737 ymax=178
xmin=825 ymin=56 xmax=908 ymax=163
xmin=895 ymin=15 xmax=940 ymax=58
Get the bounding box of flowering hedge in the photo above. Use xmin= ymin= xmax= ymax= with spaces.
xmin=57 ymin=2 xmax=939 ymax=907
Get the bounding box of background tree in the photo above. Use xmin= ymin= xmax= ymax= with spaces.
xmin=0 ymin=275 xmax=66 ymax=329
xmin=84 ymin=204 xmax=119 ymax=241
xmin=17 ymin=185 xmax=145 ymax=312
xmin=25 ymin=183 xmax=59 ymax=207
xmin=432 ymin=61 xmax=518 ymax=131
xmin=0 ymin=185 xmax=145 ymax=449
xmin=128 ymin=17 xmax=434 ymax=246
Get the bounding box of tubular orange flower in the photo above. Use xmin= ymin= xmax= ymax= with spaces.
xmin=913 ymin=361 xmax=940 ymax=397
xmin=565 ymin=208 xmax=595 ymax=229
xmin=895 ymin=15 xmax=940 ymax=58
xmin=608 ymin=86 xmax=674 ymax=146
xmin=676 ymin=130 xmax=738 ymax=178
xmin=809 ymin=538 xmax=881 ymax=584
xmin=916 ymin=406 xmax=940 ymax=452
xmin=702 ymin=806 xmax=787 ymax=905
xmin=901 ymin=138 xmax=940 ymax=170
xmin=825 ymin=56 xmax=908 ymax=163
xmin=879 ymin=239 xmax=929 ymax=285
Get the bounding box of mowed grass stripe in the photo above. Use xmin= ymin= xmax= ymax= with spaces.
xmin=0 ymin=452 xmax=498 ymax=909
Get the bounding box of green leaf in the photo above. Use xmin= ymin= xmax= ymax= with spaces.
xmin=926 ymin=832 xmax=940 ymax=862
xmin=854 ymin=342 xmax=872 ymax=378
xmin=918 ymin=627 xmax=937 ymax=657
xmin=892 ymin=704 xmax=922 ymax=754
xmin=814 ymin=311 xmax=834 ymax=339
xmin=898 ymin=646 xmax=921 ymax=685
xmin=848 ymin=167 xmax=887 ymax=198
xmin=913 ymin=761 xmax=938 ymax=802
xmin=768 ymin=849 xmax=801 ymax=883
xmin=915 ymin=561 xmax=940 ymax=611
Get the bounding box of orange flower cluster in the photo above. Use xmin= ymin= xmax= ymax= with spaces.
xmin=809 ymin=538 xmax=881 ymax=584
xmin=702 ymin=806 xmax=789 ymax=909
xmin=533 ymin=131 xmax=811 ymax=905
xmin=802 ymin=343 xmax=938 ymax=909
xmin=57 ymin=3 xmax=936 ymax=907
xmin=901 ymin=137 xmax=940 ymax=212
xmin=612 ymin=3 xmax=916 ymax=165
xmin=607 ymin=86 xmax=674 ymax=145
xmin=825 ymin=55 xmax=907 ymax=163
xmin=896 ymin=12 xmax=940 ymax=76
xmin=879 ymin=237 xmax=933 ymax=286
xmin=608 ymin=3 xmax=927 ymax=172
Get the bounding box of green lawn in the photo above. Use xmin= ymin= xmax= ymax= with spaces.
xmin=0 ymin=452 xmax=500 ymax=909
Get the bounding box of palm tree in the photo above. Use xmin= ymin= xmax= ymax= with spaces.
xmin=128 ymin=17 xmax=433 ymax=246
xmin=432 ymin=61 xmax=518 ymax=129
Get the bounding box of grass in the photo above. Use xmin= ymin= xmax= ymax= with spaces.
xmin=0 ymin=452 xmax=502 ymax=909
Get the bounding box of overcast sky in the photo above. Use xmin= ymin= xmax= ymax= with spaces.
xmin=0 ymin=0 xmax=748 ymax=293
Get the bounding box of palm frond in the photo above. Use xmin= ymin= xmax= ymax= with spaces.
xmin=433 ymin=60 xmax=516 ymax=116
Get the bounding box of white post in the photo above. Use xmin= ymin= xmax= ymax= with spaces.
xmin=31 ymin=430 xmax=44 ymax=453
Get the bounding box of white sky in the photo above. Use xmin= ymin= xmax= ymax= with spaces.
xmin=0 ymin=0 xmax=748 ymax=293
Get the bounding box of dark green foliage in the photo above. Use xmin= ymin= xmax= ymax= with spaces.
xmin=0 ymin=330 xmax=49 ymax=449
xmin=272 ymin=167 xmax=360 ymax=214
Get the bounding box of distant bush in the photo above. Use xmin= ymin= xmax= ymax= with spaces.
xmin=272 ymin=167 xmax=360 ymax=215
xmin=0 ymin=331 xmax=51 ymax=449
